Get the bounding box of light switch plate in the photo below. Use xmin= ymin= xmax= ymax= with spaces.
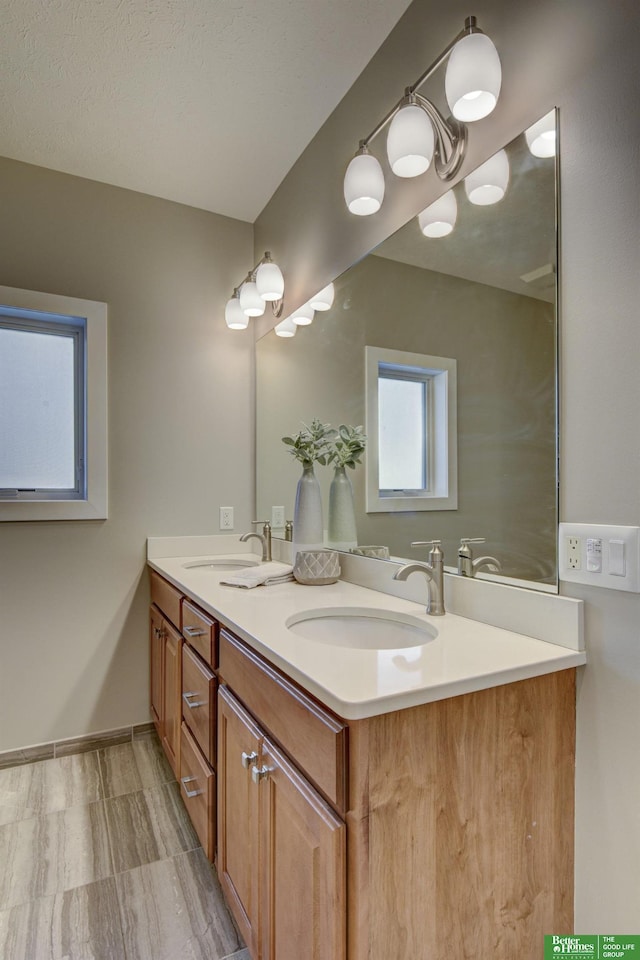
xmin=559 ymin=523 xmax=640 ymax=591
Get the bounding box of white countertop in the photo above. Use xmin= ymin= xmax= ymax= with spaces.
xmin=148 ymin=550 xmax=586 ymax=721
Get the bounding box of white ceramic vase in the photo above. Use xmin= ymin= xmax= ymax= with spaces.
xmin=327 ymin=464 xmax=358 ymax=551
xmin=292 ymin=463 xmax=324 ymax=560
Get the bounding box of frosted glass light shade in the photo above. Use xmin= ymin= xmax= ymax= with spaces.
xmin=256 ymin=260 xmax=284 ymax=301
xmin=418 ymin=190 xmax=458 ymax=237
xmin=344 ymin=152 xmax=385 ymax=216
xmin=291 ymin=302 xmax=315 ymax=326
xmin=309 ymin=282 xmax=335 ymax=311
xmin=525 ymin=110 xmax=557 ymax=158
xmin=445 ymin=32 xmax=502 ymax=122
xmin=225 ymin=297 xmax=249 ymax=330
xmin=464 ymin=149 xmax=509 ymax=205
xmin=239 ymin=281 xmax=265 ymax=317
xmin=275 ymin=316 xmax=297 ymax=337
xmin=386 ymin=104 xmax=434 ymax=178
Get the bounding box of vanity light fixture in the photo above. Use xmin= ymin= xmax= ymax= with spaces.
xmin=225 ymin=251 xmax=284 ymax=329
xmin=290 ymin=302 xmax=315 ymax=326
xmin=464 ymin=148 xmax=509 ymax=205
xmin=418 ymin=189 xmax=458 ymax=237
xmin=343 ymin=16 xmax=501 ymax=216
xmin=274 ymin=316 xmax=297 ymax=337
xmin=309 ymin=282 xmax=335 ymax=311
xmin=525 ymin=109 xmax=556 ymax=158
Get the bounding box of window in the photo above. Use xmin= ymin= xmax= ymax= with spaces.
xmin=0 ymin=286 xmax=107 ymax=521
xmin=365 ymin=346 xmax=457 ymax=513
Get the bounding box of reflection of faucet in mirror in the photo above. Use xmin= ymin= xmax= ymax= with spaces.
xmin=393 ymin=540 xmax=445 ymax=616
xmin=457 ymin=538 xmax=502 ymax=577
xmin=240 ymin=521 xmax=272 ymax=562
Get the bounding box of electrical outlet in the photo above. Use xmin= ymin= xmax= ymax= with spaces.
xmin=567 ymin=536 xmax=581 ymax=570
xmin=271 ymin=505 xmax=285 ymax=528
xmin=219 ymin=506 xmax=234 ymax=530
xmin=559 ymin=523 xmax=640 ymax=592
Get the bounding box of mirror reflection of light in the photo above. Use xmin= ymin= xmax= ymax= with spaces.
xmin=525 ymin=110 xmax=557 ymax=158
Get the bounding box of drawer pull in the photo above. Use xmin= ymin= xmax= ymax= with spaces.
xmin=180 ymin=775 xmax=203 ymax=799
xmin=241 ymin=750 xmax=258 ymax=769
xmin=182 ymin=691 xmax=206 ymax=709
xmin=251 ymin=763 xmax=271 ymax=784
xmin=184 ymin=625 xmax=206 ymax=638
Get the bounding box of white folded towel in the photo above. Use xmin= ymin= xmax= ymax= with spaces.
xmin=220 ymin=561 xmax=295 ymax=589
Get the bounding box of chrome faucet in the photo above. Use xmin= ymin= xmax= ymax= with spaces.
xmin=240 ymin=520 xmax=272 ymax=562
xmin=457 ymin=538 xmax=502 ymax=578
xmin=393 ymin=540 xmax=446 ymax=616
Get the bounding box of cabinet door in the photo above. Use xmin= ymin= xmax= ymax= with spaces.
xmin=217 ymin=687 xmax=262 ymax=958
xmin=149 ymin=605 xmax=164 ymax=734
xmin=162 ymin=620 xmax=182 ymax=776
xmin=259 ymin=736 xmax=346 ymax=960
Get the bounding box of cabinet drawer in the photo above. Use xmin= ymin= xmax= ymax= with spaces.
xmin=182 ymin=642 xmax=216 ymax=766
xmin=180 ymin=722 xmax=215 ymax=862
xmin=181 ymin=599 xmax=218 ymax=667
xmin=219 ymin=630 xmax=348 ymax=812
xmin=149 ymin=570 xmax=182 ymax=629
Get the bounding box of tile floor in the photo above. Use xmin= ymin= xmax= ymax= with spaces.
xmin=0 ymin=733 xmax=249 ymax=960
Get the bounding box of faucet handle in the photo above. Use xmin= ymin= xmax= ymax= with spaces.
xmin=252 ymin=520 xmax=270 ymax=526
xmin=252 ymin=520 xmax=271 ymax=531
xmin=411 ymin=540 xmax=441 ymax=548
xmin=460 ymin=538 xmax=485 ymax=545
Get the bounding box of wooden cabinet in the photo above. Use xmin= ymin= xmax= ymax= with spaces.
xmin=161 ymin=618 xmax=182 ymax=775
xmin=148 ymin=571 xmax=216 ymax=855
xmin=148 ymin=565 xmax=576 ymax=960
xmin=217 ymin=687 xmax=261 ymax=957
xmin=149 ymin=604 xmax=164 ymax=731
xmin=217 ymin=684 xmax=346 ymax=960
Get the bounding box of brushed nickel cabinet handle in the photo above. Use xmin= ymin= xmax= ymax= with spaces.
xmin=251 ymin=764 xmax=270 ymax=784
xmin=241 ymin=750 xmax=258 ymax=769
xmin=180 ymin=776 xmax=203 ymax=799
xmin=182 ymin=691 xmax=206 ymax=709
xmin=183 ymin=625 xmax=206 ymax=638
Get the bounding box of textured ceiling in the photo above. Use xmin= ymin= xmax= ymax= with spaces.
xmin=0 ymin=0 xmax=413 ymax=222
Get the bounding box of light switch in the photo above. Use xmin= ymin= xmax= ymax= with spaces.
xmin=559 ymin=523 xmax=640 ymax=592
xmin=609 ymin=539 xmax=626 ymax=576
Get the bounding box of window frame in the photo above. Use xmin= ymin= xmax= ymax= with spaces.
xmin=0 ymin=285 xmax=107 ymax=521
xmin=365 ymin=345 xmax=457 ymax=514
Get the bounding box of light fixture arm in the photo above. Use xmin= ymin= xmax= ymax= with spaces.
xmin=413 ymin=93 xmax=466 ymax=180
xmin=358 ymin=16 xmax=479 ymax=152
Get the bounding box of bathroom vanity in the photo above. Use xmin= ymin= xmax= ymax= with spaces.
xmin=147 ymin=545 xmax=584 ymax=960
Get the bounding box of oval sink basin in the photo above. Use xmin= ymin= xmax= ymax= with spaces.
xmin=285 ymin=607 xmax=437 ymax=650
xmin=183 ymin=557 xmax=258 ymax=572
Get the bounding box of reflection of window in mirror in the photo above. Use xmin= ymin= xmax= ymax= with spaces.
xmin=365 ymin=346 xmax=457 ymax=514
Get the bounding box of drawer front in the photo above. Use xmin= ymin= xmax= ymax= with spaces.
xmin=182 ymin=642 xmax=216 ymax=766
xmin=180 ymin=722 xmax=215 ymax=861
xmin=219 ymin=630 xmax=348 ymax=812
xmin=182 ymin=598 xmax=218 ymax=667
xmin=149 ymin=570 xmax=182 ymax=629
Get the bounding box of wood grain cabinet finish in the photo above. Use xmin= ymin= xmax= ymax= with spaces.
xmin=149 ymin=604 xmax=164 ymax=733
xmin=179 ymin=722 xmax=215 ymax=861
xmin=217 ymin=686 xmax=262 ymax=958
xmin=149 ymin=569 xmax=182 ymax=630
xmin=219 ymin=629 xmax=348 ymax=812
xmin=182 ymin=598 xmax=218 ymax=667
xmin=218 ymin=685 xmax=346 ymax=960
xmin=161 ymin=619 xmax=182 ymax=777
xmin=182 ymin=641 xmax=216 ymax=765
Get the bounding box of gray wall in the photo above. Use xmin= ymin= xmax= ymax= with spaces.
xmin=0 ymin=158 xmax=254 ymax=752
xmin=257 ymin=255 xmax=556 ymax=581
xmin=253 ymin=0 xmax=640 ymax=934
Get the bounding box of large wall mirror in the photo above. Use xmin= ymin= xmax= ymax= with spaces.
xmin=256 ymin=112 xmax=559 ymax=591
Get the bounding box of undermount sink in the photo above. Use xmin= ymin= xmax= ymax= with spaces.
xmin=285 ymin=606 xmax=437 ymax=650
xmin=183 ymin=557 xmax=258 ymax=572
